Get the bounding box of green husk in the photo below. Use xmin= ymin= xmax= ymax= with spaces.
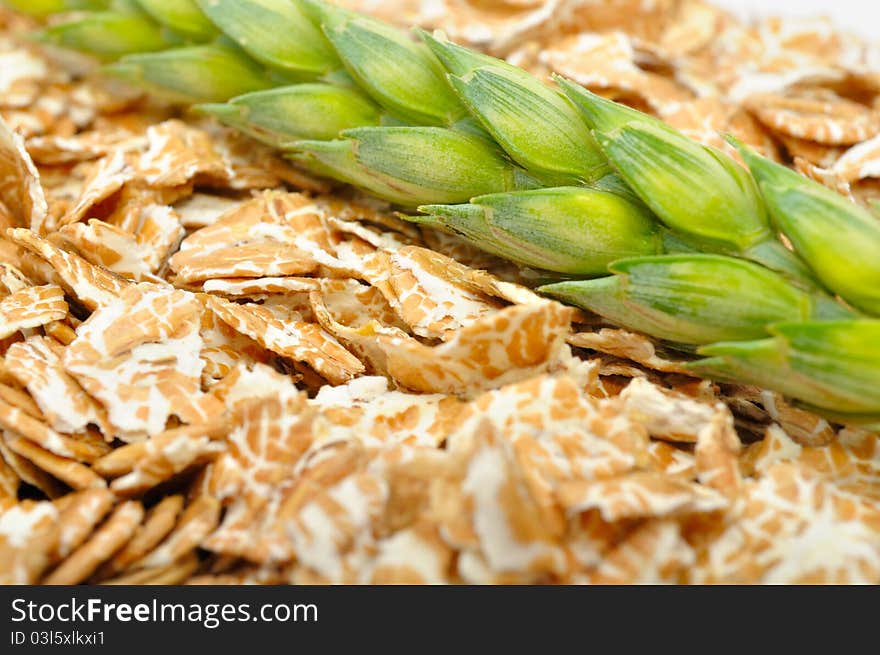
xmin=289 ymin=127 xmax=534 ymax=205
xmin=733 ymin=137 xmax=880 ymax=315
xmin=196 ymin=84 xmax=381 ymax=146
xmin=34 ymin=11 xmax=169 ymax=60
xmin=105 ymin=44 xmax=272 ymax=103
xmin=423 ymin=32 xmax=608 ymax=182
xmin=416 ymin=186 xmax=660 ymax=275
xmin=304 ymin=0 xmax=463 ymax=125
xmin=4 ymin=0 xmax=108 ymax=17
xmin=194 ymin=0 xmax=339 ymax=78
xmin=539 ymin=254 xmax=850 ymax=344
xmin=135 ymin=0 xmax=216 ymax=40
xmin=558 ymin=79 xmax=815 ymax=284
xmin=691 ymin=320 xmax=880 ymax=414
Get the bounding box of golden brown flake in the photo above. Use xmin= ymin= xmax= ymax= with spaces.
xmin=7 ymin=227 xmax=130 ymax=310
xmin=0 ymin=284 xmax=67 ymax=339
xmin=691 ymin=462 xmax=880 ymax=583
xmin=540 ymin=31 xmax=691 ymax=113
xmin=64 ymin=283 xmax=222 ymax=438
xmin=315 ymin=296 xmax=575 ymax=395
xmin=0 ymin=499 xmax=60 ymax=584
xmin=43 ymin=501 xmax=144 ymax=585
xmin=2 ymin=433 xmax=105 ymax=490
xmin=0 ymin=116 xmax=47 ymax=232
xmin=137 ymin=496 xmax=220 ymax=568
xmin=53 ymin=488 xmax=115 ymax=560
xmin=619 ymin=378 xmax=721 ymax=443
xmin=560 ymin=471 xmax=727 ymax=522
xmin=95 ymin=495 xmax=185 ymax=580
xmin=746 ymin=91 xmax=880 ymax=145
xmin=5 ymin=335 xmax=111 ymax=436
xmin=588 ymin=520 xmax=695 ymax=584
xmin=568 ymin=328 xmax=690 ymax=374
xmin=206 ymin=295 xmax=364 ymax=385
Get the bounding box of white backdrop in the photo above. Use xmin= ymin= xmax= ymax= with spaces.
xmin=717 ymin=0 xmax=880 ymax=40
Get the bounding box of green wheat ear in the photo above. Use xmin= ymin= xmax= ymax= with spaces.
xmin=9 ymin=0 xmax=879 ymax=421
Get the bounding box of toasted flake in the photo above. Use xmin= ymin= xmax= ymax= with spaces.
xmin=745 ymin=427 xmax=880 ymax=503
xmin=109 ymin=422 xmax=228 ymax=496
xmin=316 ymin=297 xmax=575 ymax=395
xmin=0 ymin=47 xmax=47 ymax=108
xmin=589 ymin=520 xmax=695 ymax=584
xmin=831 ymin=134 xmax=880 ymax=183
xmin=314 ymin=278 xmax=407 ymax=331
xmin=568 ymin=328 xmax=690 ymax=374
xmin=7 ymin=228 xmax=130 ymax=311
xmin=312 ymin=376 xmax=465 ymax=448
xmin=449 ymin=374 xmax=645 ymax=499
xmin=659 ymin=97 xmax=779 ymax=158
xmin=0 ymin=435 xmax=64 ymax=498
xmin=619 ymin=378 xmax=720 ymax=443
xmin=447 ymin=419 xmax=565 ymax=579
xmin=209 ymin=362 xmax=300 ymax=411
xmin=202 ymin=387 xmax=315 ymax=563
xmin=799 ymin=429 xmax=880 ymax=502
xmin=0 ymin=383 xmax=44 ymax=421
xmin=134 ymin=120 xmax=231 ymax=188
xmin=364 ymin=248 xmax=505 ymax=340
xmin=138 ymin=496 xmax=220 ymax=568
xmin=0 ymin=116 xmax=47 ymax=232
xmin=197 ymin=298 xmax=271 ymax=383
xmin=57 ymin=219 xmax=163 ymax=282
xmin=560 ymin=471 xmax=727 ymax=522
xmin=84 ymin=199 xmax=186 ymax=276
xmin=174 ymin=192 xmax=245 ymax=230
xmin=280 ymin=444 xmax=387 ymax=581
xmin=54 ymin=488 xmax=115 ymax=559
xmin=0 ymin=284 xmax=67 ymax=339
xmin=43 ymin=501 xmax=143 ymax=585
xmin=0 ymin=500 xmax=59 ymax=584
xmin=695 ymin=409 xmax=742 ymax=499
xmin=368 ymin=522 xmax=452 ymax=584
xmin=26 ymin=128 xmax=143 ymax=165
xmin=178 ymin=242 xmax=316 ymax=285
xmin=64 ymin=283 xmax=221 ymax=438
xmin=793 ymin=156 xmax=853 ymax=196
xmin=746 ymin=91 xmax=880 ymax=145
xmin=692 ymin=463 xmax=880 ymax=583
xmin=204 ymin=276 xmax=319 ymax=298
xmin=170 ymin=192 xmax=325 ymax=284
xmin=742 ymin=424 xmax=803 ymax=476
xmin=647 ymin=441 xmax=696 ymax=480
xmin=0 ymin=262 xmax=30 ymax=295
xmin=96 ymin=495 xmax=184 ymax=579
xmin=43 ymin=320 xmax=77 ymax=346
xmin=0 ymin=396 xmax=106 ymax=461
xmin=206 ymin=295 xmax=363 ymax=385
xmin=540 ymin=32 xmax=690 ymax=113
xmin=3 ymin=433 xmax=106 ymax=490
xmin=0 ymin=448 xmax=18 ymax=500
xmin=778 ymin=133 xmax=845 ymax=168
xmin=58 ymin=148 xmax=133 ymax=230
xmin=741 ymin=387 xmax=836 ymax=447
xmin=5 ymin=336 xmax=110 ymax=435
xmin=205 ymin=126 xmax=292 ymax=190
xmin=101 ymin=552 xmax=200 ymax=585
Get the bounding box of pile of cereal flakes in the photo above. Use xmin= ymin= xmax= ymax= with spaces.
xmin=0 ymin=1 xmax=879 ymax=585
